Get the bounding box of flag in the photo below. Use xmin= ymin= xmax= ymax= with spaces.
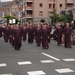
xmin=9 ymin=9 xmax=12 ymax=16
xmin=2 ymin=12 xmax=4 ymax=18
xmin=23 ymin=1 xmax=27 ymax=11
xmin=18 ymin=12 xmax=21 ymax=17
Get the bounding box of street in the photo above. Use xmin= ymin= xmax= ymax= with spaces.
xmin=0 ymin=37 xmax=75 ymax=75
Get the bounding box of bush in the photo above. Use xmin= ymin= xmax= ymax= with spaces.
xmin=40 ymin=19 xmax=45 ymax=23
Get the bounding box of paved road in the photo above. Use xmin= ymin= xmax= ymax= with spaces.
xmin=0 ymin=37 xmax=75 ymax=75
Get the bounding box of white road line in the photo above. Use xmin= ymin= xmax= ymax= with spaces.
xmin=0 ymin=73 xmax=12 ymax=75
xmin=18 ymin=61 xmax=32 ymax=65
xmin=42 ymin=53 xmax=60 ymax=61
xmin=63 ymin=58 xmax=75 ymax=61
xmin=55 ymin=68 xmax=74 ymax=73
xmin=27 ymin=70 xmax=46 ymax=75
xmin=0 ymin=63 xmax=7 ymax=67
xmin=40 ymin=60 xmax=54 ymax=63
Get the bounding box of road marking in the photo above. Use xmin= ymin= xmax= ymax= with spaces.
xmin=18 ymin=61 xmax=32 ymax=65
xmin=27 ymin=70 xmax=46 ymax=75
xmin=42 ymin=53 xmax=60 ymax=61
xmin=0 ymin=63 xmax=7 ymax=67
xmin=40 ymin=60 xmax=54 ymax=63
xmin=0 ymin=73 xmax=12 ymax=75
xmin=63 ymin=58 xmax=75 ymax=61
xmin=55 ymin=68 xmax=74 ymax=73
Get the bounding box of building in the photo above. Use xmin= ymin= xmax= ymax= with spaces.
xmin=65 ymin=0 xmax=75 ymax=20
xmin=21 ymin=0 xmax=66 ymax=23
xmin=1 ymin=0 xmax=75 ymax=23
xmin=0 ymin=1 xmax=12 ymax=18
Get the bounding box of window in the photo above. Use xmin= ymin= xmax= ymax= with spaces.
xmin=49 ymin=4 xmax=52 ymax=9
xmin=60 ymin=4 xmax=62 ymax=8
xmin=53 ymin=4 xmax=55 ymax=8
xmin=39 ymin=11 xmax=43 ymax=16
xmin=39 ymin=3 xmax=43 ymax=7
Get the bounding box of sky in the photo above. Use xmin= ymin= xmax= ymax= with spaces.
xmin=1 ymin=0 xmax=13 ymax=2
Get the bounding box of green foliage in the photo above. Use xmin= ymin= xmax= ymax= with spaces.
xmin=50 ymin=10 xmax=73 ymax=23
xmin=4 ymin=14 xmax=18 ymax=24
xmin=50 ymin=10 xmax=59 ymax=23
xmin=40 ymin=19 xmax=45 ymax=23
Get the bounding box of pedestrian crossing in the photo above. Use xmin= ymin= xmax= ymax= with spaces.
xmin=0 ymin=74 xmax=12 ymax=75
xmin=55 ymin=68 xmax=74 ymax=73
xmin=27 ymin=70 xmax=46 ymax=75
xmin=0 ymin=63 xmax=7 ymax=67
xmin=18 ymin=61 xmax=32 ymax=65
xmin=40 ymin=60 xmax=54 ymax=63
xmin=0 ymin=53 xmax=75 ymax=75
xmin=62 ymin=58 xmax=75 ymax=61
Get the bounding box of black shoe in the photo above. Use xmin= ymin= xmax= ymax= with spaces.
xmin=69 ymin=46 xmax=72 ymax=48
xmin=37 ymin=45 xmax=40 ymax=47
xmin=65 ymin=46 xmax=68 ymax=48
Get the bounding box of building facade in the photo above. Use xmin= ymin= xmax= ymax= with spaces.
xmin=0 ymin=1 xmax=12 ymax=18
xmin=0 ymin=0 xmax=75 ymax=23
xmin=22 ymin=0 xmax=66 ymax=23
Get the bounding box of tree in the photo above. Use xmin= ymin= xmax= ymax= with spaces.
xmin=4 ymin=14 xmax=18 ymax=25
xmin=40 ymin=19 xmax=45 ymax=23
xmin=50 ymin=10 xmax=59 ymax=23
xmin=50 ymin=10 xmax=73 ymax=23
xmin=60 ymin=10 xmax=73 ymax=23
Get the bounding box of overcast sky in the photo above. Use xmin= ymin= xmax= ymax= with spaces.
xmin=1 ymin=0 xmax=13 ymax=2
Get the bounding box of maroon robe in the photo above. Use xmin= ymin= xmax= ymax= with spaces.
xmin=42 ymin=28 xmax=49 ymax=49
xmin=3 ymin=27 xmax=9 ymax=42
xmin=9 ymin=28 xmax=13 ymax=45
xmin=63 ymin=27 xmax=72 ymax=47
xmin=47 ymin=26 xmax=51 ymax=43
xmin=22 ymin=28 xmax=27 ymax=41
xmin=56 ymin=27 xmax=63 ymax=45
xmin=0 ymin=26 xmax=2 ymax=37
xmin=28 ymin=27 xmax=34 ymax=43
xmin=13 ymin=28 xmax=22 ymax=50
xmin=35 ymin=28 xmax=42 ymax=46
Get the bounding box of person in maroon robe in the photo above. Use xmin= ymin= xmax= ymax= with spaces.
xmin=35 ymin=24 xmax=42 ymax=46
xmin=56 ymin=23 xmax=63 ymax=46
xmin=22 ymin=25 xmax=27 ymax=41
xmin=42 ymin=24 xmax=49 ymax=49
xmin=63 ymin=23 xmax=72 ymax=48
xmin=13 ymin=25 xmax=22 ymax=50
xmin=9 ymin=25 xmax=14 ymax=45
xmin=3 ymin=26 xmax=9 ymax=42
xmin=47 ymin=24 xmax=51 ymax=43
xmin=27 ymin=25 xmax=34 ymax=44
xmin=0 ymin=25 xmax=3 ymax=37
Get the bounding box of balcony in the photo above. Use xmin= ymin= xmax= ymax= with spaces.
xmin=26 ymin=6 xmax=33 ymax=10
xmin=26 ymin=14 xmax=33 ymax=18
xmin=67 ymin=0 xmax=73 ymax=4
xmin=25 ymin=0 xmax=33 ymax=2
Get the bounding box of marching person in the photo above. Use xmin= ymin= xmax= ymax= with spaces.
xmin=0 ymin=25 xmax=3 ymax=37
xmin=27 ymin=24 xmax=34 ymax=44
xmin=56 ymin=23 xmax=63 ymax=46
xmin=63 ymin=23 xmax=72 ymax=48
xmin=47 ymin=24 xmax=51 ymax=43
xmin=35 ymin=24 xmax=42 ymax=47
xmin=22 ymin=25 xmax=27 ymax=41
xmin=13 ymin=24 xmax=22 ymax=50
xmin=3 ymin=26 xmax=9 ymax=42
xmin=41 ymin=24 xmax=49 ymax=49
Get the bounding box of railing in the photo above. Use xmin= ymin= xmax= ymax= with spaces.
xmin=25 ymin=0 xmax=33 ymax=2
xmin=26 ymin=14 xmax=33 ymax=18
xmin=26 ymin=6 xmax=33 ymax=9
